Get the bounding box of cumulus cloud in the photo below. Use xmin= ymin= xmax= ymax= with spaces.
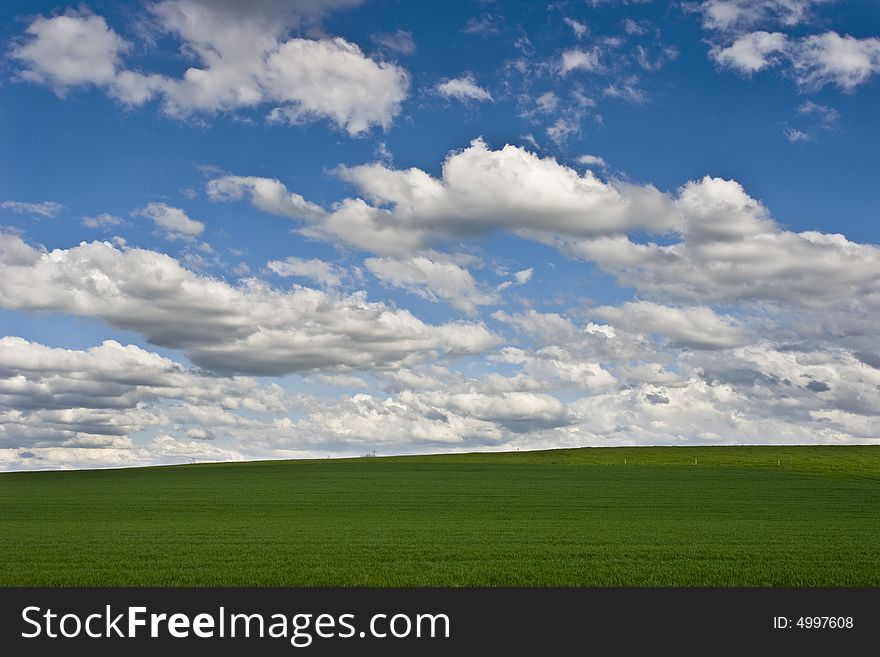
xmin=497 ymin=267 xmax=533 ymax=291
xmin=435 ymin=75 xmax=493 ymax=102
xmin=134 ymin=202 xmax=204 ymax=240
xmin=711 ymin=31 xmax=789 ymax=73
xmin=594 ymin=301 xmax=749 ymax=350
xmin=567 ymin=177 xmax=880 ymax=316
xmin=206 ymin=175 xmax=325 ymax=220
xmin=10 ymin=10 xmax=128 ymax=92
xmin=365 ymin=252 xmax=497 ymax=314
xmin=207 ymin=139 xmax=681 ymax=256
xmin=0 ymin=335 xmax=285 ymax=451
xmin=11 ymin=2 xmax=409 ymax=135
xmin=0 ymin=235 xmax=498 ymax=376
xmin=711 ymin=31 xmax=880 ymax=91
xmin=577 ymin=154 xmax=607 ymax=170
xmin=267 ymin=256 xmax=345 ymax=287
xmin=791 ymin=32 xmax=880 ymax=91
xmin=559 ymin=48 xmax=602 ymax=74
xmin=1 ymin=200 xmax=64 ymax=218
xmin=699 ymin=0 xmax=830 ymax=32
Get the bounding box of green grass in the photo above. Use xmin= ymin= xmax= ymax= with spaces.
xmin=1 ymin=445 xmax=879 ymax=586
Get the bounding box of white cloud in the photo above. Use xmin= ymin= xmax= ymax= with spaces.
xmin=10 ymin=11 xmax=129 ymax=92
xmin=577 ymin=154 xmax=607 ymax=169
xmin=784 ymin=126 xmax=811 ymax=142
xmin=711 ymin=31 xmax=880 ymax=91
xmin=560 ymin=48 xmax=602 ymax=74
xmin=624 ymin=18 xmax=648 ymax=36
xmin=371 ymin=30 xmax=416 ymax=55
xmin=546 ymin=116 xmax=581 ymax=145
xmin=365 ymin=253 xmax=497 ymax=314
xmin=260 ymin=38 xmax=410 ymax=134
xmin=711 ymin=31 xmax=789 ymax=72
xmin=492 ymin=309 xmax=581 ymax=344
xmin=208 ymin=139 xmax=682 ymax=256
xmin=134 ymin=202 xmax=204 ymax=240
xmin=699 ymin=0 xmax=830 ymax=32
xmin=563 ymin=17 xmax=589 ymax=39
xmin=206 ymin=175 xmax=325 ymax=220
xmin=330 ymin=139 xmax=680 ymax=248
xmin=435 ymin=75 xmax=493 ymax=102
xmin=12 ymin=3 xmax=408 ymax=135
xmin=790 ymin=32 xmax=880 ymax=91
xmin=83 ymin=213 xmax=124 ymax=229
xmin=0 ymin=335 xmax=285 ymax=451
xmin=306 ymin=373 xmax=370 ymax=388
xmin=0 ymin=235 xmax=498 ymax=376
xmin=267 ymin=256 xmax=345 ymax=287
xmin=603 ymin=76 xmax=646 ymax=103
xmin=1 ymin=200 xmax=64 ymax=218
xmin=495 ymin=346 xmax=617 ymax=391
xmin=567 ymin=177 xmax=880 ymax=317
xmin=634 ymin=45 xmax=672 ymax=72
xmin=497 ymin=267 xmax=533 ymax=291
xmin=534 ymin=91 xmax=560 ymax=113
xmin=463 ymin=14 xmax=504 ymax=36
xmin=594 ymin=301 xmax=749 ymax=350
xmin=514 ymin=267 xmax=533 ymax=285
xmin=798 ymin=100 xmax=839 ymax=126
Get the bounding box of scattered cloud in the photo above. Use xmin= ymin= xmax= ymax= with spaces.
xmin=698 ymin=0 xmax=831 ymax=32
xmin=1 ymin=200 xmax=64 ymax=218
xmin=783 ymin=126 xmax=812 ymax=142
xmin=603 ymin=76 xmax=647 ymax=103
xmin=559 ymin=48 xmax=602 ymax=74
xmin=83 ymin=213 xmax=124 ymax=229
xmin=365 ymin=252 xmax=498 ymax=314
xmin=711 ymin=31 xmax=880 ymax=92
xmin=371 ymin=29 xmax=416 ymax=55
xmin=577 ymin=154 xmax=607 ymax=169
xmin=791 ymin=32 xmax=880 ymax=92
xmin=435 ymin=75 xmax=493 ymax=102
xmin=208 ymin=139 xmax=681 ymax=256
xmin=0 ymin=234 xmax=499 ymax=376
xmin=798 ymin=100 xmax=839 ymax=126
xmin=267 ymin=256 xmax=345 ymax=287
xmin=463 ymin=14 xmax=504 ymax=36
xmin=623 ymin=18 xmax=648 ymax=36
xmin=133 ymin=202 xmax=204 ymax=241
xmin=10 ymin=10 xmax=129 ymax=92
xmin=206 ymin=175 xmax=325 ymax=220
xmin=11 ymin=2 xmax=409 ymax=135
xmin=563 ymin=17 xmax=589 ymax=39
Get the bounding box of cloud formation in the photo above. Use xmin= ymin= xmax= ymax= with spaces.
xmin=365 ymin=252 xmax=497 ymax=314
xmin=134 ymin=203 xmax=204 ymax=241
xmin=208 ymin=139 xmax=680 ymax=255
xmin=712 ymin=31 xmax=880 ymax=91
xmin=11 ymin=2 xmax=409 ymax=134
xmin=1 ymin=200 xmax=64 ymax=218
xmin=435 ymin=75 xmax=493 ymax=102
xmin=0 ymin=235 xmax=498 ymax=376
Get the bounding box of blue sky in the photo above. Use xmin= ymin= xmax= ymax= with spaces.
xmin=1 ymin=0 xmax=879 ymax=470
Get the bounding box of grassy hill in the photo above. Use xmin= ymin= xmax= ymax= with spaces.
xmin=1 ymin=445 xmax=878 ymax=586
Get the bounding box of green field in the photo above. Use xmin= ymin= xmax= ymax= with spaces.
xmin=1 ymin=445 xmax=879 ymax=586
